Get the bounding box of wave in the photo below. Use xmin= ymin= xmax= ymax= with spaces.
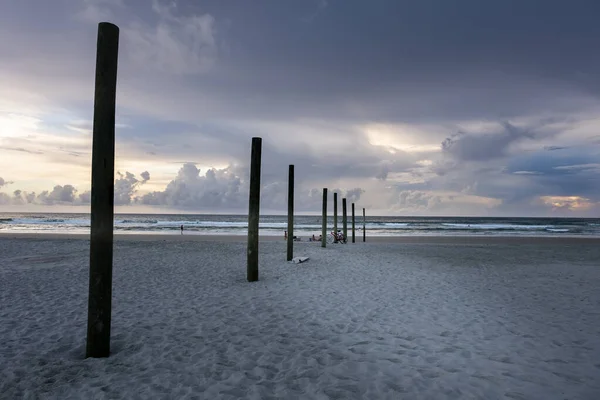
xmin=441 ymin=223 xmax=551 ymax=230
xmin=1 ymin=214 xmax=598 ymax=237
xmin=119 ymin=219 xmax=158 ymax=224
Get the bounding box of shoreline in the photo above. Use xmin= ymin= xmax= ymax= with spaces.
xmin=1 ymin=232 xmax=599 ymax=245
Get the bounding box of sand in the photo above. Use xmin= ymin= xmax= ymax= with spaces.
xmin=1 ymin=235 xmax=599 ymax=399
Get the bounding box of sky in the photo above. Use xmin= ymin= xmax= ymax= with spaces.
xmin=1 ymin=0 xmax=600 ymax=216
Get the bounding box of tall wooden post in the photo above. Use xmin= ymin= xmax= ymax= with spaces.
xmin=321 ymin=188 xmax=327 ymax=247
xmin=342 ymin=198 xmax=347 ymax=241
xmin=352 ymin=202 xmax=356 ymax=243
xmin=363 ymin=208 xmax=366 ymax=242
xmin=333 ymin=192 xmax=338 ymax=241
xmin=287 ymin=165 xmax=294 ymax=261
xmin=247 ymin=137 xmax=262 ymax=282
xmin=86 ymin=22 xmax=119 ymax=359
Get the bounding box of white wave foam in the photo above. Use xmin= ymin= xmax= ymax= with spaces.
xmin=442 ymin=223 xmax=551 ymax=230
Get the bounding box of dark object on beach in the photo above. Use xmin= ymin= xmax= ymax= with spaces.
xmin=291 ymin=256 xmax=309 ymax=264
xmin=180 ymin=225 xmax=183 ymax=235
xmin=287 ymin=165 xmax=294 ymax=261
xmin=247 ymin=137 xmax=262 ymax=282
xmin=363 ymin=208 xmax=366 ymax=242
xmin=87 ymin=22 xmax=119 ymax=359
xmin=342 ymin=198 xmax=348 ymax=240
xmin=322 ymin=188 xmax=327 ymax=248
xmin=352 ymin=202 xmax=356 ymax=243
xmin=333 ymin=192 xmax=338 ymax=241
xmin=327 ymin=230 xmax=347 ymax=244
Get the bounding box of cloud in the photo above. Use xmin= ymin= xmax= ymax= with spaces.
xmin=137 ymin=162 xmax=366 ymax=212
xmin=118 ymin=0 xmax=218 ymax=75
xmin=345 ymin=188 xmax=365 ymax=203
xmin=77 ymin=0 xmax=125 ymax=24
xmin=395 ymin=190 xmax=443 ymax=210
xmin=139 ymin=163 xmax=246 ymax=210
xmin=539 ymin=196 xmax=597 ymax=212
xmin=545 ymin=145 xmax=569 ymax=151
xmin=553 ymin=163 xmax=600 ymax=173
xmin=0 ymin=146 xmax=44 ymax=155
xmin=79 ymin=191 xmax=91 ymax=204
xmin=376 ymin=164 xmax=389 ymax=181
xmin=0 ymin=170 xmax=148 ymax=206
xmin=302 ymin=0 xmax=329 ymax=23
xmin=440 ymin=122 xmax=536 ymax=163
xmin=0 ymin=177 xmax=12 ymax=188
xmin=115 ymin=171 xmax=150 ymax=205
xmin=36 ymin=185 xmax=78 ymax=205
xmin=12 ymin=190 xmax=25 ymax=205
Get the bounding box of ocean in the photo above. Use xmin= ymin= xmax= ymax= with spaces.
xmin=1 ymin=213 xmax=599 ymax=237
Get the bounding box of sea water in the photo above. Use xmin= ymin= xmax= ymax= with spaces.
xmin=1 ymin=213 xmax=599 ymax=237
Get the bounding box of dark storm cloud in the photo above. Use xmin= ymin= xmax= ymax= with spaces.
xmin=34 ymin=0 xmax=595 ymax=126
xmin=441 ymin=122 xmax=535 ymax=162
xmin=505 ymin=147 xmax=600 ymax=199
xmin=6 ymin=0 xmax=600 ymax=125
xmin=173 ymin=0 xmax=600 ymax=122
xmin=424 ymin=144 xmax=600 ymax=211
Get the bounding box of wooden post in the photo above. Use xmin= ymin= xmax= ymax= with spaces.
xmin=86 ymin=22 xmax=119 ymax=359
xmin=247 ymin=137 xmax=262 ymax=282
xmin=352 ymin=202 xmax=356 ymax=243
xmin=287 ymin=165 xmax=294 ymax=261
xmin=321 ymin=188 xmax=327 ymax=247
xmin=333 ymin=192 xmax=338 ymax=241
xmin=342 ymin=198 xmax=347 ymax=241
xmin=363 ymin=208 xmax=366 ymax=242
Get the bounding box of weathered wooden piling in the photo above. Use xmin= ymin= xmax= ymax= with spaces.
xmin=321 ymin=188 xmax=327 ymax=247
xmin=342 ymin=198 xmax=347 ymax=240
xmin=333 ymin=192 xmax=338 ymax=239
xmin=287 ymin=165 xmax=294 ymax=261
xmin=86 ymin=22 xmax=119 ymax=359
xmin=247 ymin=137 xmax=262 ymax=282
xmin=352 ymin=203 xmax=356 ymax=243
xmin=363 ymin=208 xmax=366 ymax=242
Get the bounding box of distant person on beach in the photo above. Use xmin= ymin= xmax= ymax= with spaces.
xmin=180 ymin=225 xmax=184 ymax=235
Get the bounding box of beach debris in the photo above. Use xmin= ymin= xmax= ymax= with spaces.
xmin=291 ymin=256 xmax=309 ymax=264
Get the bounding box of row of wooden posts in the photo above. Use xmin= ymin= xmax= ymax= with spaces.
xmin=244 ymin=137 xmax=369 ymax=280
xmin=85 ymin=22 xmax=368 ymax=358
xmin=286 ymin=166 xmax=367 ymax=262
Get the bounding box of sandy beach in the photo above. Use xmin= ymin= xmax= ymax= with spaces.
xmin=1 ymin=235 xmax=599 ymax=399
